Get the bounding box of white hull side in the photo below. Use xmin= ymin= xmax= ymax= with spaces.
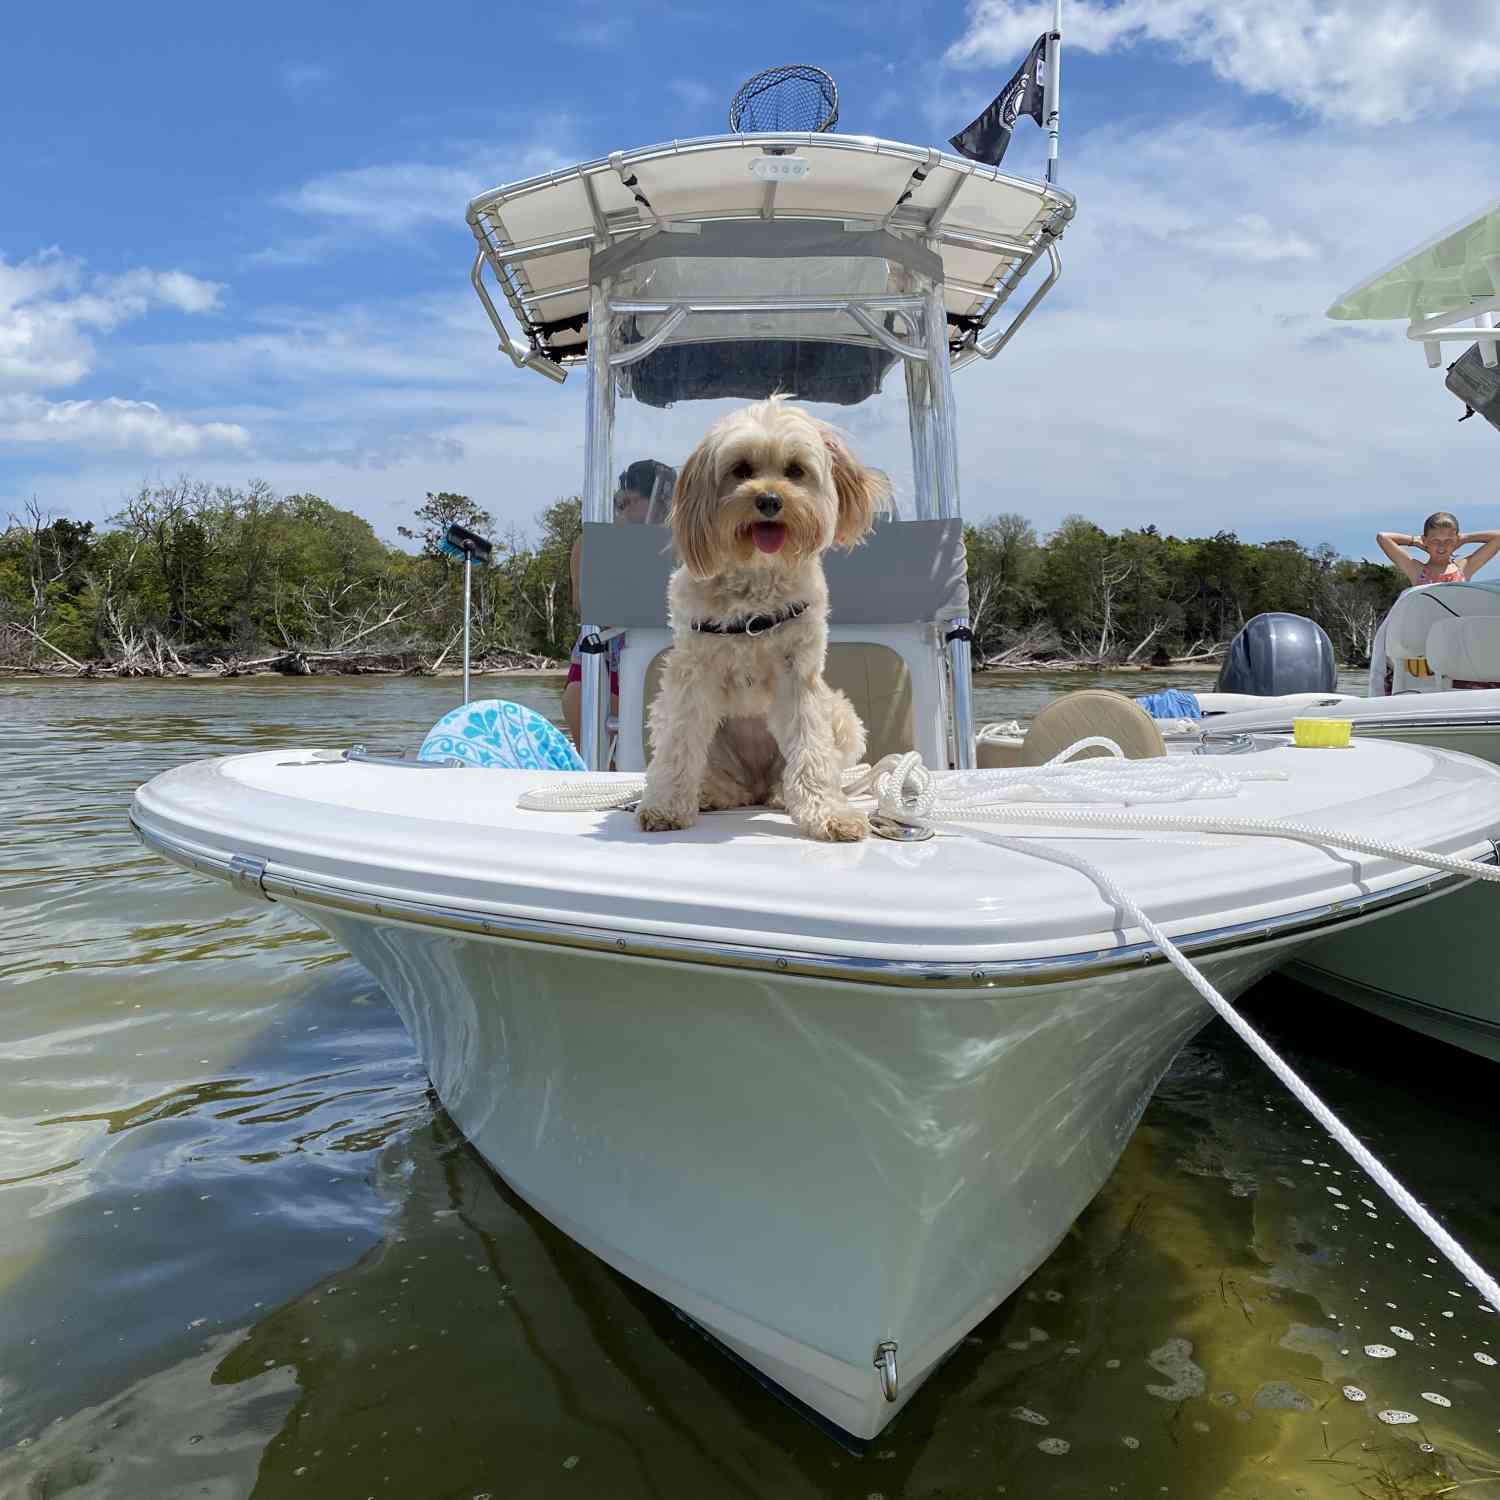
xmin=302 ymin=904 xmax=1289 ymax=1438
xmin=1272 ymin=718 xmax=1500 ymax=1063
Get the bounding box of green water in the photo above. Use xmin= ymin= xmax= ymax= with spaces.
xmin=1 ymin=673 xmax=1497 ymax=1499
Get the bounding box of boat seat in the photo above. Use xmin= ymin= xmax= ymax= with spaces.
xmin=632 ymin=638 xmax=918 ymax=769
xmin=1382 ymin=587 xmax=1450 ymax=659
xmin=1424 ymin=615 xmax=1500 ymax=685
xmin=586 ymin=518 xmax=966 ymax=771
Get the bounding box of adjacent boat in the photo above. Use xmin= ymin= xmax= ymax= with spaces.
xmin=132 ymin=109 xmax=1500 ymax=1438
xmin=1186 ymin=586 xmax=1500 ymax=1063
xmin=1183 ymin=202 xmax=1500 ymax=1062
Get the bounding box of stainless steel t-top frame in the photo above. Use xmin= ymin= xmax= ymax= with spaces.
xmin=464 ymin=133 xmax=1075 ymax=772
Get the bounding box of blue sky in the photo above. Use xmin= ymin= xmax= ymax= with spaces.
xmin=3 ymin=0 xmax=1497 ymax=561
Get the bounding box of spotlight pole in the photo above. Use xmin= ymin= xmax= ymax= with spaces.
xmin=462 ymin=542 xmax=473 ymax=706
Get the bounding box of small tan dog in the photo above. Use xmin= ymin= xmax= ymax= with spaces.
xmin=636 ymin=397 xmax=888 ymax=842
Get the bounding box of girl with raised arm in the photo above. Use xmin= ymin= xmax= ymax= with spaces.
xmin=1377 ymin=512 xmax=1500 ymax=587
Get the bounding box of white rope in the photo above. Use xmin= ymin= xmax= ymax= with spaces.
xmin=865 ymin=749 xmax=1500 ymax=886
xmin=516 ymin=737 xmax=1282 ymax=815
xmin=975 ymin=719 xmax=1024 ymax=741
xmin=516 ymin=740 xmax=1500 ymax=1312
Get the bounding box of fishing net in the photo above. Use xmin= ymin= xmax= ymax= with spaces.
xmin=729 ymin=65 xmax=839 ymax=133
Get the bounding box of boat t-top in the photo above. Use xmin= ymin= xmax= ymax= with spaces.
xmin=131 ymin=67 xmax=1500 ymax=1439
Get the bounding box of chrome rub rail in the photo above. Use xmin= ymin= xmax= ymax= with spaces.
xmin=129 ymin=813 xmax=1487 ymax=992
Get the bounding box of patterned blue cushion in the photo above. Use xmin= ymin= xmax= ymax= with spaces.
xmin=419 ymin=699 xmax=584 ymax=772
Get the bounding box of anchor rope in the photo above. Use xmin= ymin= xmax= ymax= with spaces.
xmin=518 ymin=741 xmax=1500 ymax=1312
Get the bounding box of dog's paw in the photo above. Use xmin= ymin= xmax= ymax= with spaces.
xmin=637 ymin=803 xmax=697 ymax=833
xmin=804 ymin=807 xmax=869 ymax=843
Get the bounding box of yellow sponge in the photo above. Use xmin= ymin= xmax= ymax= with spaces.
xmin=1293 ymin=717 xmax=1352 ymax=748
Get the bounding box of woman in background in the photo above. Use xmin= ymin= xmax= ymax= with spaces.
xmin=562 ymin=459 xmax=676 ymax=751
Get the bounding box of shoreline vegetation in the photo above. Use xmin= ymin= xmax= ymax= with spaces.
xmin=4 ymin=481 xmax=1403 ymax=681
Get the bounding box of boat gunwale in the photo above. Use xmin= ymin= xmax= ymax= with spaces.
xmin=1206 ymin=710 xmax=1500 ymax=735
xmin=129 ymin=811 xmax=1483 ymax=991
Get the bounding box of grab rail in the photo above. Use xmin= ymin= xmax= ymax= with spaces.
xmin=470 ymin=251 xmax=568 ymax=384
xmin=951 ymin=240 xmax=1062 ymax=372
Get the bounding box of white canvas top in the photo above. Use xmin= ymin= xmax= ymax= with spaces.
xmin=1328 ymin=199 xmax=1500 ymax=321
xmin=467 ymin=132 xmax=1074 ymax=370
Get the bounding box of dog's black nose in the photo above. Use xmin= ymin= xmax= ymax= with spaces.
xmin=755 ymin=492 xmax=783 ymax=517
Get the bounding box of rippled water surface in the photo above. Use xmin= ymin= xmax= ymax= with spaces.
xmin=2 ymin=672 xmax=1497 ymax=1499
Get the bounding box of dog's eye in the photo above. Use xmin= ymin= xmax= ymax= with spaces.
xmin=730 ymin=460 xmax=753 ymax=481
xmin=785 ymin=461 xmax=804 ymax=480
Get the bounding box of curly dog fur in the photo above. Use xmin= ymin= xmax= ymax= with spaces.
xmin=637 ymin=397 xmax=889 ymax=842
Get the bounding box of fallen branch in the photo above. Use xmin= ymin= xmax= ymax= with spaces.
xmin=7 ymin=622 xmax=85 ymax=673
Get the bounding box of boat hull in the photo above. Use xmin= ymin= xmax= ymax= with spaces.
xmin=302 ymin=902 xmax=1291 ymax=1438
xmin=1290 ymin=718 xmax=1500 ymax=1062
xmin=130 ymin=743 xmax=1500 ymax=1436
xmin=1195 ymin=699 xmax=1500 ymax=1062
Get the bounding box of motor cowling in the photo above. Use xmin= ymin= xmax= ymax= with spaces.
xmin=1217 ymin=613 xmax=1337 ymax=696
xmin=1445 ymin=342 xmax=1500 ymax=436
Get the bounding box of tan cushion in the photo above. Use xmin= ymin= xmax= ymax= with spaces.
xmin=1020 ymin=689 xmax=1167 ymax=766
xmin=824 ymin=644 xmax=914 ymax=762
xmin=638 ymin=643 xmax=916 ymax=762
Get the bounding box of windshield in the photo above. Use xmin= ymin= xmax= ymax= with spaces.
xmin=605 ymin=250 xmax=933 ymax=522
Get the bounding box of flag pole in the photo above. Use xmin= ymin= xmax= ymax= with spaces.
xmin=1045 ymin=0 xmax=1063 ymax=184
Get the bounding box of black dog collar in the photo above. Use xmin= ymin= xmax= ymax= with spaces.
xmin=689 ymin=601 xmax=810 ymax=636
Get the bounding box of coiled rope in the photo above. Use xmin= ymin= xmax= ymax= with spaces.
xmin=518 ymin=741 xmax=1500 ymax=1311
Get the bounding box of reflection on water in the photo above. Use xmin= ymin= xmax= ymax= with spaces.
xmin=1 ymin=673 xmax=1495 ymax=1498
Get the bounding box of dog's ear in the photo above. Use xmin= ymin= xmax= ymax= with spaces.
xmin=821 ymin=426 xmax=890 ymax=549
xmin=671 ymin=436 xmax=721 ymax=579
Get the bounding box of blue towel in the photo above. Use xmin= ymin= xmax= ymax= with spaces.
xmin=419 ymin=699 xmax=585 ymax=771
xmin=1136 ymin=687 xmax=1201 ymax=721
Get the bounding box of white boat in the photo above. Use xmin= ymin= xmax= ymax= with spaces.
xmin=131 ymin=107 xmax=1500 ymax=1440
xmin=1177 ymin=586 xmax=1500 ymax=1063
xmin=1176 ymin=194 xmax=1500 ymax=1062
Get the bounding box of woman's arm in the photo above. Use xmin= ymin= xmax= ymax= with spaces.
xmin=1375 ymin=531 xmax=1423 ymax=582
xmin=1459 ymin=530 xmax=1500 ymax=579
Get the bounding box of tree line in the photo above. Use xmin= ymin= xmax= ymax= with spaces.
xmin=1 ymin=481 xmax=1403 ymax=676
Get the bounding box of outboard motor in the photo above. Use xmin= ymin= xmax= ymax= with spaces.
xmin=1446 ymin=342 xmax=1500 ymax=436
xmin=1217 ymin=613 xmax=1337 ymax=696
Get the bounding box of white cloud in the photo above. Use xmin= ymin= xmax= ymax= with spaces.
xmin=277 ymin=135 xmax=575 ymax=236
xmin=1170 ymin=212 xmax=1316 ymax=264
xmin=948 ymin=115 xmax=1497 ymax=554
xmin=947 ymin=0 xmax=1500 ymax=125
xmin=0 ymin=394 xmax=248 ymax=455
xmin=283 ymin=163 xmax=494 ymax=232
xmin=669 ymin=79 xmax=716 ymax=112
xmin=0 ymin=250 xmax=224 ymax=390
xmin=106 ymin=268 xmax=224 ymax=315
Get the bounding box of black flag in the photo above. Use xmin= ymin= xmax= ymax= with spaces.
xmin=949 ymin=34 xmax=1049 ymax=167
